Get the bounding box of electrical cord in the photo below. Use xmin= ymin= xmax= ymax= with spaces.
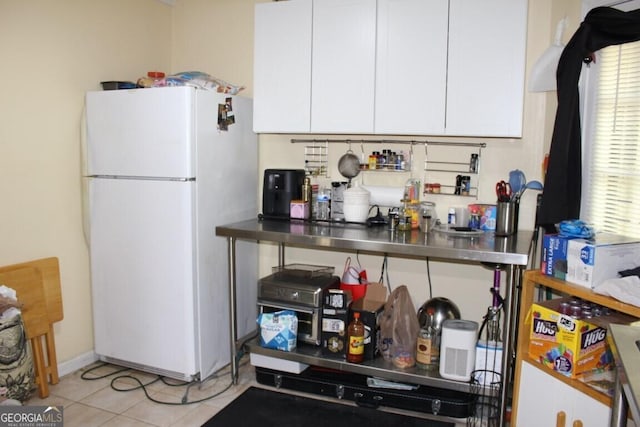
xmin=425 ymin=257 xmax=433 ymax=300
xmin=378 ymin=254 xmax=392 ymax=294
xmin=80 ymin=356 xmax=249 ymax=406
xmin=355 ymin=251 xmax=362 ymax=271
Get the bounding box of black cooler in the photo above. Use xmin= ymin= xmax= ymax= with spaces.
xmin=255 ymin=366 xmax=475 ymax=420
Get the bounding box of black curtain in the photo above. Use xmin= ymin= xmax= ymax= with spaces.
xmin=537 ymin=6 xmax=640 ymax=232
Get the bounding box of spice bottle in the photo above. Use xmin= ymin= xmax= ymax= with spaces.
xmin=368 ymin=153 xmax=377 ymax=170
xmin=347 ymin=312 xmax=365 ymax=363
xmin=469 ymin=154 xmax=478 ymax=173
xmin=448 ymin=208 xmax=456 ymax=225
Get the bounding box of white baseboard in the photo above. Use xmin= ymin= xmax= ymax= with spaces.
xmin=57 ymin=351 xmax=99 ymax=378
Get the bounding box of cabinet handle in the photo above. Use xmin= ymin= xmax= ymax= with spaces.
xmin=556 ymin=411 xmax=566 ymax=427
xmin=573 ymin=421 xmax=583 ymax=427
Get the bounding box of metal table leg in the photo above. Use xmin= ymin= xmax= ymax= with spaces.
xmin=496 ymin=264 xmax=513 ymax=427
xmin=227 ymin=236 xmax=239 ymax=384
xmin=611 ymin=370 xmax=628 ymax=427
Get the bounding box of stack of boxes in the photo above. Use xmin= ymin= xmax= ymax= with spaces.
xmin=528 ymin=297 xmax=636 ymax=378
xmin=536 ymin=232 xmax=640 ymax=384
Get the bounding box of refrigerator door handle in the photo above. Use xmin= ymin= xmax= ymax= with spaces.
xmin=89 ymin=175 xmax=194 ymax=182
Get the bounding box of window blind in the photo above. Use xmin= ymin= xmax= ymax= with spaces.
xmin=583 ymin=40 xmax=640 ymax=238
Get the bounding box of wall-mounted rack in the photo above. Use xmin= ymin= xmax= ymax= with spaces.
xmin=290 ymin=138 xmax=428 ymax=145
xmin=292 ymin=138 xmax=425 ymax=176
xmin=292 ymin=139 xmax=487 ymax=198
xmin=423 ymin=141 xmax=486 ymax=198
xmin=302 ymin=140 xmax=329 ymax=177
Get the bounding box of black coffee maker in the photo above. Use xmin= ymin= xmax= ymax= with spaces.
xmin=262 ymin=169 xmax=306 ymax=219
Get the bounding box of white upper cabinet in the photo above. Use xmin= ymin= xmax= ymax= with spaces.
xmin=311 ymin=0 xmax=377 ymax=133
xmin=375 ymin=0 xmax=448 ymax=135
xmin=253 ymin=0 xmax=312 ymax=133
xmin=446 ymin=0 xmax=527 ymax=137
xmin=253 ymin=0 xmax=528 ymax=137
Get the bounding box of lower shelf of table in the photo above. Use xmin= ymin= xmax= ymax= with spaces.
xmin=246 ymin=338 xmax=498 ymax=396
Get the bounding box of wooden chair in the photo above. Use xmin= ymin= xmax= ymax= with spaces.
xmin=0 ymin=267 xmax=50 ymax=398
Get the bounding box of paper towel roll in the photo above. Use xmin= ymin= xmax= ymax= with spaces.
xmin=362 ymin=186 xmax=404 ymax=207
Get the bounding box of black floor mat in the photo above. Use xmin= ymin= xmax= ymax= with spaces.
xmin=202 ymin=386 xmax=454 ymax=427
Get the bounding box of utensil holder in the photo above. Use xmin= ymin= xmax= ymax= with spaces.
xmin=495 ymin=202 xmax=518 ymax=236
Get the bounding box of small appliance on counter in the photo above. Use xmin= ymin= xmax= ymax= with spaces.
xmin=439 ymin=319 xmax=479 ymax=381
xmin=262 ymin=169 xmax=305 ymax=219
xmin=257 ymin=264 xmax=339 ymax=346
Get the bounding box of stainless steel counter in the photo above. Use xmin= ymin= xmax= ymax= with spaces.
xmin=216 ymin=219 xmax=531 ymax=265
xmin=610 ymin=324 xmax=640 ymax=426
xmin=216 ymin=218 xmax=532 ymax=427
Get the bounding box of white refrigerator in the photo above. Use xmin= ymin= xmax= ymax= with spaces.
xmin=84 ymin=86 xmax=258 ymax=381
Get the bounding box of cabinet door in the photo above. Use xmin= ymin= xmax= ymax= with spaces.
xmin=516 ymin=362 xmax=610 ymax=427
xmin=311 ymin=0 xmax=376 ymax=133
xmin=446 ymin=0 xmax=527 ymax=137
xmin=253 ymin=0 xmax=312 ymax=133
xmin=375 ymin=0 xmax=448 ymax=135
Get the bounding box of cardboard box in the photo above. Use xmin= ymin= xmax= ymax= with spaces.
xmin=528 ymin=297 xmax=635 ymax=378
xmin=566 ymin=233 xmax=640 ymax=288
xmin=350 ymin=282 xmax=387 ymax=361
xmin=541 ymin=234 xmax=571 ymax=280
xmin=258 ymin=310 xmax=298 ymax=352
xmin=321 ymin=307 xmax=349 ymax=359
xmin=468 ymin=204 xmax=496 ymax=231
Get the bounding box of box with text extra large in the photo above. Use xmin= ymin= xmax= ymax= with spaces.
xmin=541 ymin=234 xmax=572 ymax=280
xmin=566 ymin=233 xmax=640 ymax=289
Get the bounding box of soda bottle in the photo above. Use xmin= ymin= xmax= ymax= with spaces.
xmin=347 ymin=312 xmax=365 ymax=363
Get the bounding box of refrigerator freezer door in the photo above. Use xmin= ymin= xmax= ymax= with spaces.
xmin=85 ymin=87 xmax=195 ymax=179
xmin=89 ymin=177 xmax=198 ymax=377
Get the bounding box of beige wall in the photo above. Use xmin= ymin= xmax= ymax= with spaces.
xmin=0 ymin=0 xmax=580 ymax=368
xmin=0 ymin=0 xmax=172 ymax=366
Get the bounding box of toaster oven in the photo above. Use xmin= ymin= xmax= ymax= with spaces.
xmin=257 ymin=266 xmax=339 ymax=346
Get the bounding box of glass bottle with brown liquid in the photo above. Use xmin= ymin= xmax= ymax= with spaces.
xmin=347 ymin=312 xmax=365 ymax=363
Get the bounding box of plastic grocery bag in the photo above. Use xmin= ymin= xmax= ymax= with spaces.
xmin=379 ymin=285 xmax=420 ymax=368
xmin=0 ymin=285 xmax=34 ymax=402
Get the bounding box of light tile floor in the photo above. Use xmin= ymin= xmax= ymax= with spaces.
xmin=25 ymin=358 xmax=476 ymax=427
xmin=24 ymin=358 xmax=257 ymax=427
